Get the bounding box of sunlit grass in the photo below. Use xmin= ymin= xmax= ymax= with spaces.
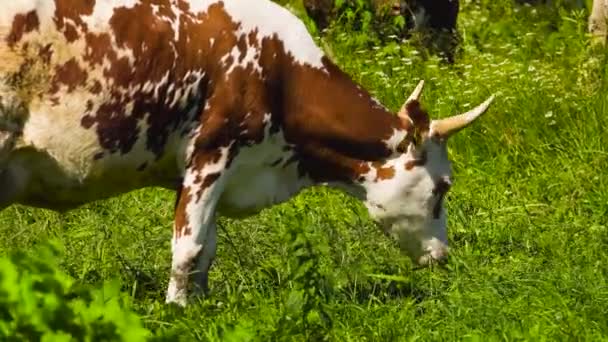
xmin=1 ymin=0 xmax=607 ymax=340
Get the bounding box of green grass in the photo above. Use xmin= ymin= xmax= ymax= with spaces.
xmin=1 ymin=0 xmax=607 ymax=340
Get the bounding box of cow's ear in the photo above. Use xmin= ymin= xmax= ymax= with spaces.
xmin=397 ymin=80 xmax=430 ymax=135
xmin=397 ymin=80 xmax=424 ymax=119
xmin=396 ymin=124 xmax=425 ymax=154
xmin=402 ymin=100 xmax=430 ymax=134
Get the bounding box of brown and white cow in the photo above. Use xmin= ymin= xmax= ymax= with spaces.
xmin=0 ymin=0 xmax=493 ymax=306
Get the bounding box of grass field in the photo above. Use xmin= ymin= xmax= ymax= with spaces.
xmin=1 ymin=0 xmax=607 ymax=340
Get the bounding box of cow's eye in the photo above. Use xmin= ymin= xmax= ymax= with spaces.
xmin=432 ymin=178 xmax=451 ymax=218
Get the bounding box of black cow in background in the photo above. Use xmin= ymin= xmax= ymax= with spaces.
xmin=398 ymin=0 xmax=460 ymax=63
xmin=303 ymin=0 xmax=461 ymax=63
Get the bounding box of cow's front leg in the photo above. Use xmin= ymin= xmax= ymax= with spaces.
xmin=165 ymin=146 xmax=232 ymax=306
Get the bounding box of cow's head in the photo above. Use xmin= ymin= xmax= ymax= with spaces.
xmin=364 ymin=81 xmax=494 ymax=267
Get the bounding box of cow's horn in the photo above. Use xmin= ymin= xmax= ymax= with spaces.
xmin=430 ymin=95 xmax=495 ymax=138
xmin=397 ymin=80 xmax=425 ymax=119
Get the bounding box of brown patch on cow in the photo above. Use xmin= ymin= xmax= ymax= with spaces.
xmin=404 ymin=100 xmax=430 ymax=135
xmin=84 ymin=33 xmax=116 ymax=66
xmin=405 ymin=150 xmax=428 ymax=170
xmin=176 ymin=0 xmax=190 ymax=12
xmin=236 ymin=35 xmax=248 ymax=63
xmin=174 ymin=185 xmax=193 ymax=239
xmin=6 ymin=11 xmax=40 ymax=47
xmin=185 ymin=144 xmax=226 ymax=203
xmin=107 ymin=57 xmax=133 ymax=88
xmin=51 ymin=59 xmax=88 ymax=93
xmin=89 ymin=81 xmax=102 ymax=94
xmin=174 ymin=184 xmax=183 ymax=211
xmin=53 ymin=0 xmax=95 ymax=33
xmin=110 ymin=3 xmax=177 ymax=84
xmin=81 ymin=115 xmax=95 ymax=129
xmin=93 ymin=100 xmax=140 ymax=154
xmin=288 ymin=142 xmax=373 ymax=182
xmin=155 ymin=0 xmax=178 ymax=21
xmin=201 ymin=173 xmax=221 ymax=190
xmin=248 ymin=30 xmax=260 ymax=49
xmin=371 ymin=161 xmax=395 ymax=181
xmin=63 ymin=22 xmax=80 ymax=42
xmin=258 ymin=39 xmax=407 ymax=183
xmin=38 ymin=44 xmax=54 ymax=64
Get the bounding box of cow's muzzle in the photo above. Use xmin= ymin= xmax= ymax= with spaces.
xmin=416 ymin=245 xmax=449 ymax=267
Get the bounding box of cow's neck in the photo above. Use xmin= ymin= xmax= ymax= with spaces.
xmin=279 ymin=57 xmax=409 ymax=194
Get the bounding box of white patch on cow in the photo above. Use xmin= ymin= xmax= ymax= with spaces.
xmin=166 ymin=83 xmax=176 ymax=97
xmin=219 ymin=121 xmax=309 ymax=217
xmin=170 ymin=2 xmax=182 ymax=42
xmin=0 ymin=0 xmax=55 ymax=28
xmin=188 ymin=0 xmax=325 ymax=69
xmin=82 ymin=0 xmax=140 ymax=32
xmin=166 ymin=236 xmax=202 ymax=306
xmin=20 ymin=92 xmax=103 ymax=182
xmin=169 ymin=87 xmax=182 ymax=108
xmin=153 ymin=71 xmax=171 ymax=101
xmin=383 ymin=128 xmax=408 ymax=152
xmin=142 ymin=81 xmax=155 ymax=93
xmin=0 ymin=1 xmax=36 ymax=24
xmin=187 ymin=0 xmax=212 ymax=15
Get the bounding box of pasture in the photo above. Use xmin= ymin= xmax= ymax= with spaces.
xmin=1 ymin=0 xmax=607 ymax=340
